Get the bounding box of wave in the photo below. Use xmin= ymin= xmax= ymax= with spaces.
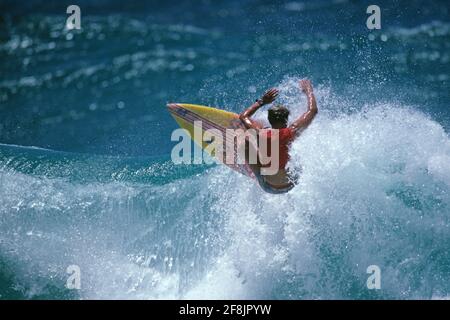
xmin=390 ymin=20 xmax=450 ymax=39
xmin=0 ymin=143 xmax=210 ymax=185
xmin=1 ymin=83 xmax=450 ymax=299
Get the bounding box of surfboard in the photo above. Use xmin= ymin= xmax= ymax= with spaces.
xmin=167 ymin=103 xmax=256 ymax=179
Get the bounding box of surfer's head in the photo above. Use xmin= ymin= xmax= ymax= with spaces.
xmin=268 ymin=105 xmax=289 ymax=128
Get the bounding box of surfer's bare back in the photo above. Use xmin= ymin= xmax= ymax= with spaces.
xmin=239 ymin=79 xmax=318 ymax=194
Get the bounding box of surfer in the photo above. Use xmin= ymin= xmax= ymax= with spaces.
xmin=239 ymin=79 xmax=318 ymax=194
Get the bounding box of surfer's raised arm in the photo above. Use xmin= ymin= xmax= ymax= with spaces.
xmin=289 ymin=79 xmax=318 ymax=135
xmin=239 ymin=88 xmax=279 ymax=129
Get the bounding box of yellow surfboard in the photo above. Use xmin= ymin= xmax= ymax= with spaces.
xmin=167 ymin=103 xmax=255 ymax=179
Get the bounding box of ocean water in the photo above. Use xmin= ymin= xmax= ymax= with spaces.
xmin=0 ymin=0 xmax=449 ymax=299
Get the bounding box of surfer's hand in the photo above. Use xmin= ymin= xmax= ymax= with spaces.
xmin=261 ymin=88 xmax=279 ymax=105
xmin=300 ymin=79 xmax=313 ymax=93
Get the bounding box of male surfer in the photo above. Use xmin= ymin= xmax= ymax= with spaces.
xmin=239 ymin=79 xmax=318 ymax=194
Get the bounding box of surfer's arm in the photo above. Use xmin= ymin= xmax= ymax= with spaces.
xmin=239 ymin=88 xmax=279 ymax=129
xmin=290 ymin=80 xmax=317 ymax=135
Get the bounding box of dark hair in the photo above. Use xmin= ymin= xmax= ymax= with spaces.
xmin=268 ymin=105 xmax=290 ymax=126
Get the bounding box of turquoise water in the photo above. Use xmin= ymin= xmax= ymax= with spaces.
xmin=0 ymin=0 xmax=449 ymax=299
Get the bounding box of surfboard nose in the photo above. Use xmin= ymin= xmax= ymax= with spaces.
xmin=167 ymin=103 xmax=179 ymax=111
